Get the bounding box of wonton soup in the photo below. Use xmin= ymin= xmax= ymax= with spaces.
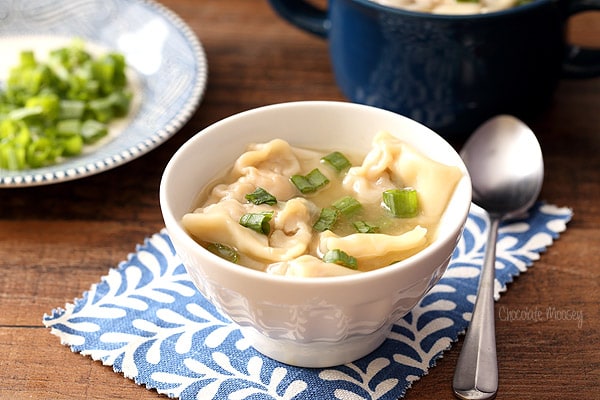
xmin=372 ymin=0 xmax=533 ymax=14
xmin=182 ymin=131 xmax=462 ymax=278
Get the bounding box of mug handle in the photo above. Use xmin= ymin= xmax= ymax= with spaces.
xmin=563 ymin=0 xmax=600 ymax=78
xmin=267 ymin=0 xmax=329 ymax=38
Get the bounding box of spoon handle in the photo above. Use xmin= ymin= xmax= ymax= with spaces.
xmin=453 ymin=216 xmax=500 ymax=400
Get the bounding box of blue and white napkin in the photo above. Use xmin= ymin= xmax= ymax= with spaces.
xmin=43 ymin=202 xmax=572 ymax=399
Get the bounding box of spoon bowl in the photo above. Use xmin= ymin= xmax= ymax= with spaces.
xmin=461 ymin=115 xmax=544 ymax=219
xmin=452 ymin=115 xmax=544 ymax=400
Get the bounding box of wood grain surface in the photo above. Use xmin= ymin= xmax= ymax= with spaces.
xmin=1 ymin=1 xmax=599 ymax=398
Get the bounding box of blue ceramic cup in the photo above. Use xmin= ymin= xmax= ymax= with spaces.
xmin=267 ymin=0 xmax=600 ymax=136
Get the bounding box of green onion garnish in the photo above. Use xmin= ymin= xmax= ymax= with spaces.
xmin=239 ymin=211 xmax=274 ymax=235
xmin=332 ymin=195 xmax=362 ymax=216
xmin=323 ymin=249 xmax=358 ymax=270
xmin=382 ymin=188 xmax=419 ymax=218
xmin=321 ymin=151 xmax=351 ymax=172
xmin=313 ymin=207 xmax=340 ymax=232
xmin=290 ymin=168 xmax=330 ymax=194
xmin=245 ymin=187 xmax=277 ymax=205
xmin=353 ymin=221 xmax=380 ymax=233
xmin=0 ymin=40 xmax=132 ymax=170
xmin=206 ymin=243 xmax=239 ymax=263
xmin=56 ymin=119 xmax=82 ymax=137
xmin=80 ymin=119 xmax=108 ymax=144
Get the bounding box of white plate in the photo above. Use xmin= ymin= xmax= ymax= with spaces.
xmin=0 ymin=0 xmax=208 ymax=187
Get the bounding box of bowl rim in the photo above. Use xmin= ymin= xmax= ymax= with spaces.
xmin=160 ymin=100 xmax=472 ymax=287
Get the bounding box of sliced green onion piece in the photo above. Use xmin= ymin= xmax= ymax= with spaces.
xmin=60 ymin=134 xmax=83 ymax=156
xmin=80 ymin=119 xmax=107 ymax=143
xmin=306 ymin=168 xmax=329 ymax=188
xmin=206 ymin=243 xmax=239 ymax=263
xmin=290 ymin=168 xmax=330 ymax=194
xmin=0 ymin=144 xmax=26 ymax=170
xmin=239 ymin=211 xmax=274 ymax=235
xmin=0 ymin=41 xmax=132 ymax=171
xmin=245 ymin=187 xmax=277 ymax=205
xmin=8 ymin=106 xmax=43 ymax=122
xmin=321 ymin=151 xmax=351 ymax=172
xmin=323 ymin=249 xmax=358 ymax=270
xmin=59 ymin=100 xmax=86 ymax=120
xmin=56 ymin=119 xmax=82 ymax=137
xmin=19 ymin=50 xmax=37 ymax=68
xmin=313 ymin=207 xmax=340 ymax=232
xmin=26 ymin=137 xmax=53 ymax=168
xmin=382 ymin=188 xmax=419 ymax=218
xmin=289 ymin=175 xmax=312 ymax=194
xmin=353 ymin=221 xmax=380 ymax=233
xmin=25 ymin=94 xmax=59 ymax=120
xmin=87 ymin=96 xmax=115 ymax=122
xmin=332 ymin=195 xmax=362 ymax=216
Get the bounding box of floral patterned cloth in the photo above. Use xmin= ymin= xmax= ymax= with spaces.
xmin=43 ymin=202 xmax=572 ymax=399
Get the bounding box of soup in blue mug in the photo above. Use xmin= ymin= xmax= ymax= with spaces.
xmin=268 ymin=0 xmax=600 ymax=136
xmin=372 ymin=0 xmax=534 ymax=14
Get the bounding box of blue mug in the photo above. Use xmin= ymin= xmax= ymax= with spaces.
xmin=267 ymin=0 xmax=600 ymax=136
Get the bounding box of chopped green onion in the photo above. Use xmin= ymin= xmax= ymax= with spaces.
xmin=206 ymin=243 xmax=239 ymax=263
xmin=323 ymin=249 xmax=358 ymax=270
xmin=59 ymin=100 xmax=86 ymax=120
xmin=321 ymin=151 xmax=351 ymax=172
xmin=245 ymin=187 xmax=277 ymax=205
xmin=0 ymin=143 xmax=26 ymax=170
xmin=313 ymin=207 xmax=340 ymax=232
xmin=19 ymin=51 xmax=36 ymax=68
xmin=239 ymin=211 xmax=274 ymax=235
xmin=290 ymin=175 xmax=312 ymax=194
xmin=7 ymin=106 xmax=43 ymax=122
xmin=353 ymin=221 xmax=380 ymax=233
xmin=60 ymin=134 xmax=83 ymax=156
xmin=26 ymin=137 xmax=53 ymax=167
xmin=0 ymin=40 xmax=131 ymax=170
xmin=332 ymin=195 xmax=362 ymax=216
xmin=382 ymin=188 xmax=419 ymax=218
xmin=56 ymin=119 xmax=82 ymax=137
xmin=25 ymin=94 xmax=59 ymax=120
xmin=80 ymin=119 xmax=107 ymax=143
xmin=290 ymin=168 xmax=330 ymax=194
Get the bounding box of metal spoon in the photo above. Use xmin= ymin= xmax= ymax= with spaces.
xmin=452 ymin=115 xmax=544 ymax=400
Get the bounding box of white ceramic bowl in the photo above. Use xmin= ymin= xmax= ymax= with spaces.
xmin=160 ymin=101 xmax=472 ymax=367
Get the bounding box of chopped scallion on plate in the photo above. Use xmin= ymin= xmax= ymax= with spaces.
xmin=0 ymin=39 xmax=132 ymax=170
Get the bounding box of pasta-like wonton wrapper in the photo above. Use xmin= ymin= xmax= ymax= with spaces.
xmin=267 ymin=255 xmax=361 ymax=277
xmin=207 ymin=139 xmax=303 ymax=204
xmin=183 ymin=197 xmax=314 ymax=263
xmin=344 ymin=131 xmax=462 ymax=218
xmin=182 ymin=134 xmax=462 ymax=277
xmin=318 ymin=226 xmax=427 ymax=264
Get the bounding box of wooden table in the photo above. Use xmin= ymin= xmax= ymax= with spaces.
xmin=1 ymin=1 xmax=599 ymax=398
